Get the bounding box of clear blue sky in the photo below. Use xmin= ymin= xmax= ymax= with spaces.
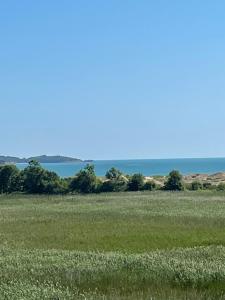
xmin=1 ymin=1 xmax=225 ymax=160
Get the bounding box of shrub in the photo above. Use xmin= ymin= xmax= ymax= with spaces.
xmin=191 ymin=181 xmax=203 ymax=191
xmin=217 ymin=183 xmax=225 ymax=191
xmin=21 ymin=160 xmax=62 ymax=194
xmin=164 ymin=170 xmax=184 ymax=191
xmin=100 ymin=177 xmax=128 ymax=192
xmin=99 ymin=168 xmax=128 ymax=192
xmin=0 ymin=164 xmax=21 ymax=193
xmin=100 ymin=180 xmax=115 ymax=192
xmin=105 ymin=167 xmax=122 ymax=180
xmin=143 ymin=181 xmax=156 ymax=191
xmin=94 ymin=178 xmax=104 ymax=193
xmin=128 ymin=173 xmax=145 ymax=191
xmin=69 ymin=164 xmax=98 ymax=193
xmin=202 ymin=182 xmax=213 ymax=190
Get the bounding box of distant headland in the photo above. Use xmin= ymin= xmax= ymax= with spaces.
xmin=0 ymin=155 xmax=92 ymax=164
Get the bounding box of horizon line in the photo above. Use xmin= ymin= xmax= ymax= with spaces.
xmin=6 ymin=155 xmax=225 ymax=162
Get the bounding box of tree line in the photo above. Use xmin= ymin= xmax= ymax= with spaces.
xmin=0 ymin=160 xmax=224 ymax=194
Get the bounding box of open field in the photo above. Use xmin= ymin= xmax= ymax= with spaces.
xmin=1 ymin=191 xmax=225 ymax=299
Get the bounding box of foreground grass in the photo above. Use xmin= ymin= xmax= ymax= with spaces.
xmin=1 ymin=191 xmax=225 ymax=252
xmin=1 ymin=191 xmax=225 ymax=299
xmin=1 ymin=246 xmax=225 ymax=299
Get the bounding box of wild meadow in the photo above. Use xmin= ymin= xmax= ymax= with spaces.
xmin=1 ymin=191 xmax=225 ymax=299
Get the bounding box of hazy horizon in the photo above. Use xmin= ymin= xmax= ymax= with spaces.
xmin=3 ymin=154 xmax=225 ymax=161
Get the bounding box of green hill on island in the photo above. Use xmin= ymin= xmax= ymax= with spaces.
xmin=0 ymin=155 xmax=83 ymax=164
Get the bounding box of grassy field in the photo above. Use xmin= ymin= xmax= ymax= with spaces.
xmin=1 ymin=191 xmax=225 ymax=299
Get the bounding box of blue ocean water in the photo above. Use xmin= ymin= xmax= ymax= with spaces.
xmin=16 ymin=158 xmax=225 ymax=177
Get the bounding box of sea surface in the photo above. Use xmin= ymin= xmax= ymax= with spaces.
xmin=16 ymin=158 xmax=225 ymax=177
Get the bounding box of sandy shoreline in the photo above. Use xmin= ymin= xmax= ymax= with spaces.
xmin=145 ymin=172 xmax=225 ymax=186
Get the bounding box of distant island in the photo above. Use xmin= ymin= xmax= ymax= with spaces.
xmin=0 ymin=155 xmax=91 ymax=164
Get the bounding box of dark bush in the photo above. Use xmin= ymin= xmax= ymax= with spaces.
xmin=69 ymin=164 xmax=98 ymax=193
xmin=191 ymin=181 xmax=203 ymax=191
xmin=164 ymin=170 xmax=184 ymax=191
xmin=143 ymin=181 xmax=156 ymax=191
xmin=202 ymin=182 xmax=213 ymax=190
xmin=0 ymin=165 xmax=20 ymax=193
xmin=21 ymin=160 xmax=62 ymax=194
xmin=100 ymin=180 xmax=115 ymax=192
xmin=128 ymin=173 xmax=144 ymax=191
xmin=105 ymin=168 xmax=122 ymax=180
xmin=217 ymin=183 xmax=225 ymax=191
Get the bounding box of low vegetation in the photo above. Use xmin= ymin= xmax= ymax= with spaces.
xmin=2 ymin=245 xmax=225 ymax=299
xmin=1 ymin=163 xmax=225 ymax=298
xmin=1 ymin=160 xmax=220 ymax=195
xmin=0 ymin=191 xmax=225 ymax=298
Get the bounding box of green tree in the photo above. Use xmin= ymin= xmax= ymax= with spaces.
xmin=217 ymin=183 xmax=225 ymax=191
xmin=128 ymin=173 xmax=144 ymax=191
xmin=164 ymin=170 xmax=184 ymax=191
xmin=41 ymin=171 xmax=63 ymax=194
xmin=101 ymin=168 xmax=128 ymax=192
xmin=191 ymin=181 xmax=203 ymax=191
xmin=21 ymin=160 xmax=62 ymax=194
xmin=0 ymin=165 xmax=20 ymax=193
xmin=100 ymin=177 xmax=127 ymax=192
xmin=203 ymin=182 xmax=213 ymax=190
xmin=143 ymin=180 xmax=156 ymax=191
xmin=105 ymin=168 xmax=122 ymax=180
xmin=69 ymin=164 xmax=98 ymax=193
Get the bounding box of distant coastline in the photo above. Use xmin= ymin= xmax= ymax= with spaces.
xmin=0 ymin=155 xmax=93 ymax=164
xmin=11 ymin=157 xmax=225 ymax=178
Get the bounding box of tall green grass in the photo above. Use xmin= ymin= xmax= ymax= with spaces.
xmin=1 ymin=246 xmax=225 ymax=299
xmin=1 ymin=191 xmax=225 ymax=298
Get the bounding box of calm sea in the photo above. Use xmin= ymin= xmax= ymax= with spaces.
xmin=16 ymin=158 xmax=225 ymax=177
